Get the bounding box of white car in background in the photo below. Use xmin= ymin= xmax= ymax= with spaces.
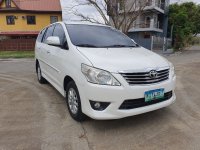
xmin=35 ymin=22 xmax=176 ymax=121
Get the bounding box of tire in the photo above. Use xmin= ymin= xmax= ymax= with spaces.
xmin=66 ymin=81 xmax=86 ymax=122
xmin=36 ymin=62 xmax=47 ymax=84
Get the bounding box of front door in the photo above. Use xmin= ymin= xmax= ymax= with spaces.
xmin=48 ymin=23 xmax=69 ymax=88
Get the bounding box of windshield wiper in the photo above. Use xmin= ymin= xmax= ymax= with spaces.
xmin=76 ymin=44 xmax=98 ymax=48
xmin=106 ymin=45 xmax=136 ymax=48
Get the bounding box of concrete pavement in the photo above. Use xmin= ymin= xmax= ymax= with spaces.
xmin=0 ymin=51 xmax=200 ymax=150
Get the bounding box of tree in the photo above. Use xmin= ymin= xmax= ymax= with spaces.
xmin=68 ymin=0 xmax=148 ymax=34
xmin=168 ymin=2 xmax=200 ymax=49
xmin=193 ymin=5 xmax=200 ymax=36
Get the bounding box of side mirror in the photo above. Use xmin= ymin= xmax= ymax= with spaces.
xmin=46 ymin=36 xmax=61 ymax=47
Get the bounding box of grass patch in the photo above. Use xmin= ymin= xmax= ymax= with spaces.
xmin=0 ymin=51 xmax=34 ymax=59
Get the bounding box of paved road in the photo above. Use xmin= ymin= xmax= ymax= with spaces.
xmin=0 ymin=51 xmax=200 ymax=150
xmin=187 ymin=45 xmax=200 ymax=51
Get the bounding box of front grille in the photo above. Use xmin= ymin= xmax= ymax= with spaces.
xmin=120 ymin=69 xmax=169 ymax=85
xmin=119 ymin=91 xmax=173 ymax=110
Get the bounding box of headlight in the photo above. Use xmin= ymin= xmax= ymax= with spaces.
xmin=169 ymin=62 xmax=175 ymax=77
xmin=81 ymin=64 xmax=121 ymax=86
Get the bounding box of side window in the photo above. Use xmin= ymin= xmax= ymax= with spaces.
xmin=43 ymin=25 xmax=55 ymax=43
xmin=53 ymin=24 xmax=68 ymax=49
xmin=37 ymin=28 xmax=46 ymax=42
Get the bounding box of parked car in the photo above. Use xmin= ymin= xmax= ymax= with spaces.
xmin=35 ymin=22 xmax=176 ymax=121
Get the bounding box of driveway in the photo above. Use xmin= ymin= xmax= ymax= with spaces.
xmin=0 ymin=51 xmax=200 ymax=150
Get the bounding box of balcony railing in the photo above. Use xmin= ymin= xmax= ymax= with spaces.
xmin=138 ymin=23 xmax=151 ymax=28
xmin=146 ymin=1 xmax=165 ymax=10
xmin=135 ymin=20 xmax=162 ymax=29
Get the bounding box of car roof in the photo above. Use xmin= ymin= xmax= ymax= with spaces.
xmin=39 ymin=21 xmax=111 ymax=33
xmin=63 ymin=21 xmax=108 ymax=27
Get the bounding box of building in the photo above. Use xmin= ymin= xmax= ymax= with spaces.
xmin=0 ymin=0 xmax=62 ymax=51
xmin=109 ymin=0 xmax=170 ymax=50
xmin=129 ymin=0 xmax=170 ymax=50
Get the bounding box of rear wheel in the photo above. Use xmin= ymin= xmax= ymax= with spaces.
xmin=66 ymin=81 xmax=86 ymax=122
xmin=36 ymin=62 xmax=47 ymax=84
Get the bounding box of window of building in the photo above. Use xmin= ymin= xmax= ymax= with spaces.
xmin=143 ymin=32 xmax=151 ymax=39
xmin=6 ymin=0 xmax=11 ymax=8
xmin=50 ymin=16 xmax=58 ymax=24
xmin=6 ymin=16 xmax=15 ymax=25
xmin=145 ymin=16 xmax=151 ymax=28
xmin=27 ymin=16 xmax=36 ymax=25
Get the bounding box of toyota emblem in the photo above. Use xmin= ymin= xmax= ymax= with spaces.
xmin=149 ymin=70 xmax=158 ymax=79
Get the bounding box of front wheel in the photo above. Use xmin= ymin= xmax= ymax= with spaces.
xmin=66 ymin=81 xmax=86 ymax=122
xmin=36 ymin=62 xmax=47 ymax=84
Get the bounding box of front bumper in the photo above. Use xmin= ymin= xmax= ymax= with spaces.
xmin=77 ymin=74 xmax=176 ymax=120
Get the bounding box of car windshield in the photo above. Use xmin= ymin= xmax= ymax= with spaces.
xmin=66 ymin=24 xmax=137 ymax=48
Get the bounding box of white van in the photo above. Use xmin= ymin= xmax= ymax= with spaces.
xmin=35 ymin=22 xmax=176 ymax=121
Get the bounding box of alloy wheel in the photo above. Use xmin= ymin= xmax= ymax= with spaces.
xmin=68 ymin=88 xmax=79 ymax=115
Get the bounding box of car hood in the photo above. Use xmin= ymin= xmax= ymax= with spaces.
xmin=77 ymin=47 xmax=170 ymax=73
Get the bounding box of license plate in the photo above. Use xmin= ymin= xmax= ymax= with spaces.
xmin=145 ymin=89 xmax=164 ymax=102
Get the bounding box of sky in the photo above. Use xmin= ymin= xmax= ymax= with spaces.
xmin=171 ymin=0 xmax=200 ymax=3
xmin=60 ymin=0 xmax=106 ymax=22
xmin=61 ymin=0 xmax=200 ymax=21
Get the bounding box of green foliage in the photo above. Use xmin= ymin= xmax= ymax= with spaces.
xmin=169 ymin=2 xmax=200 ymax=49
xmin=0 ymin=51 xmax=34 ymax=59
xmin=189 ymin=36 xmax=200 ymax=45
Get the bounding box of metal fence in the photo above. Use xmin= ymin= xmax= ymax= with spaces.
xmin=0 ymin=38 xmax=36 ymax=51
xmin=151 ymin=36 xmax=172 ymax=51
xmin=151 ymin=36 xmax=164 ymax=50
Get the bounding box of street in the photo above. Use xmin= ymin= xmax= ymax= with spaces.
xmin=0 ymin=50 xmax=200 ymax=150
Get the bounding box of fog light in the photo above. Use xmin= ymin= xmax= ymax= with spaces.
xmin=90 ymin=101 xmax=110 ymax=111
xmin=94 ymin=102 xmax=101 ymax=109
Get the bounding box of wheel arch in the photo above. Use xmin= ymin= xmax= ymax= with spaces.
xmin=35 ymin=59 xmax=39 ymax=73
xmin=63 ymin=75 xmax=75 ymax=91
